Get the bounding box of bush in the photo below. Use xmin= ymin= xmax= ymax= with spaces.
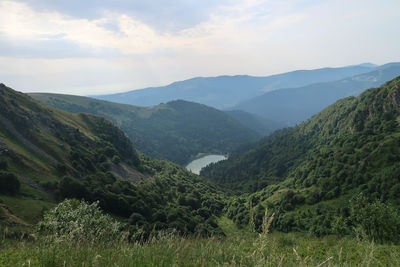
xmin=58 ymin=176 xmax=88 ymax=199
xmin=112 ymin=155 xmax=121 ymax=164
xmin=350 ymin=194 xmax=400 ymax=243
xmin=37 ymin=199 xmax=124 ymax=243
xmin=0 ymin=160 xmax=8 ymax=170
xmin=0 ymin=171 xmax=20 ymax=194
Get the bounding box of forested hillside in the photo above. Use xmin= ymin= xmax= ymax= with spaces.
xmin=30 ymin=94 xmax=259 ymax=165
xmin=202 ymin=76 xmax=400 ymax=239
xmin=0 ymin=84 xmax=225 ymax=237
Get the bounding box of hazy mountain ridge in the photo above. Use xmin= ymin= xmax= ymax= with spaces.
xmin=92 ymin=64 xmax=378 ymax=109
xmin=232 ymin=63 xmax=400 ymax=126
xmin=30 ymin=93 xmax=260 ymax=165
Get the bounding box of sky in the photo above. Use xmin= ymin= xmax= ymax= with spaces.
xmin=0 ymin=0 xmax=399 ymax=95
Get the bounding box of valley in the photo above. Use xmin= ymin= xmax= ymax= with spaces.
xmin=2 ymin=0 xmax=400 ymax=264
xmin=30 ymin=94 xmax=260 ymax=165
xmin=2 ymin=71 xmax=400 ymax=266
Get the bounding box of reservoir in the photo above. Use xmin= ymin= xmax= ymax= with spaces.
xmin=186 ymin=154 xmax=227 ymax=175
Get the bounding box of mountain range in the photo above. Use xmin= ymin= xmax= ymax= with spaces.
xmin=92 ymin=63 xmax=379 ymax=109
xmin=92 ymin=62 xmax=400 ymax=132
xmin=232 ymin=63 xmax=400 ymax=126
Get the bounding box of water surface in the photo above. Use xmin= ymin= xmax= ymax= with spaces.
xmin=186 ymin=154 xmax=227 ymax=175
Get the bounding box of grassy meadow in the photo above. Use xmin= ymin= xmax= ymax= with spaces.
xmin=1 ymin=217 xmax=400 ymax=266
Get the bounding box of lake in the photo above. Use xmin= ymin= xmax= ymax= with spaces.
xmin=186 ymin=154 xmax=227 ymax=175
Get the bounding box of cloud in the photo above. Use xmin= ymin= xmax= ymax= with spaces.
xmin=0 ymin=0 xmax=308 ymax=57
xmin=13 ymin=0 xmax=232 ymax=32
xmin=0 ymin=0 xmax=399 ymax=95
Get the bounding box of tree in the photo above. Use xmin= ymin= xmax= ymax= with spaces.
xmin=37 ymin=199 xmax=124 ymax=242
xmin=0 ymin=171 xmax=20 ymax=194
xmin=58 ymin=176 xmax=88 ymax=199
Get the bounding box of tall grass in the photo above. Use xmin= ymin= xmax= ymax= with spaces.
xmin=1 ymin=215 xmax=400 ymax=266
xmin=1 ymin=232 xmax=400 ymax=266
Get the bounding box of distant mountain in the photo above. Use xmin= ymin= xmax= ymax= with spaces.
xmin=232 ymin=63 xmax=400 ymax=126
xmin=202 ymin=76 xmax=400 ymax=236
xmin=224 ymin=110 xmax=284 ymax=135
xmin=92 ymin=64 xmax=378 ymax=109
xmin=30 ymin=94 xmax=260 ymax=165
xmin=0 ymin=84 xmax=225 ymax=236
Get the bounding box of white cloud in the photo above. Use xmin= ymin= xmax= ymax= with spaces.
xmin=0 ymin=0 xmax=399 ymax=94
xmin=0 ymin=0 xmax=308 ymax=55
xmin=0 ymin=1 xmax=163 ymax=54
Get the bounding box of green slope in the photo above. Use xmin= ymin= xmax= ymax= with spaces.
xmin=202 ymin=77 xmax=400 ymax=238
xmin=0 ymin=84 xmax=225 ymax=237
xmin=30 ymin=93 xmax=260 ymax=165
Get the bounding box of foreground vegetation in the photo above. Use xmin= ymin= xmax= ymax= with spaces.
xmin=2 ymin=225 xmax=400 ymax=266
xmin=2 ymin=199 xmax=400 ymax=266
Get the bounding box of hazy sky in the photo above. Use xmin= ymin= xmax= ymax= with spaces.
xmin=1 ymin=0 xmax=399 ymax=95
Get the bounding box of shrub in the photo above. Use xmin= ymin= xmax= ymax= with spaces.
xmin=37 ymin=199 xmax=125 ymax=243
xmin=112 ymin=155 xmax=121 ymax=164
xmin=0 ymin=160 xmax=8 ymax=170
xmin=0 ymin=171 xmax=20 ymax=194
xmin=350 ymin=194 xmax=400 ymax=243
xmin=58 ymin=176 xmax=88 ymax=199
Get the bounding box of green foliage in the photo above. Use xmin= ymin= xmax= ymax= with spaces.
xmin=112 ymin=155 xmax=121 ymax=164
xmin=0 ymin=171 xmax=20 ymax=195
xmin=48 ymin=155 xmax=226 ymax=237
xmin=201 ymin=127 xmax=311 ymax=192
xmin=205 ymin=77 xmax=400 ymax=241
xmin=37 ymin=199 xmax=124 ymax=242
xmin=0 ymin=83 xmax=227 ymax=238
xmin=80 ymin=113 xmax=139 ymax=166
xmin=0 ymin=161 xmax=8 ymax=170
xmin=3 ymin=73 xmax=400 ymax=251
xmin=204 ymin=77 xmax=400 ymax=194
xmin=349 ymin=194 xmax=400 ymax=243
xmin=58 ymin=176 xmax=88 ymax=199
xmin=2 ymin=228 xmax=400 ymax=266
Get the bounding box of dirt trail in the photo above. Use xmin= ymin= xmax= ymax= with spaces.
xmin=0 ymin=113 xmax=57 ymax=164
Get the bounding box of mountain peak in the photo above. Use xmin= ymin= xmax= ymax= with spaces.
xmin=356 ymin=63 xmax=378 ymax=68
